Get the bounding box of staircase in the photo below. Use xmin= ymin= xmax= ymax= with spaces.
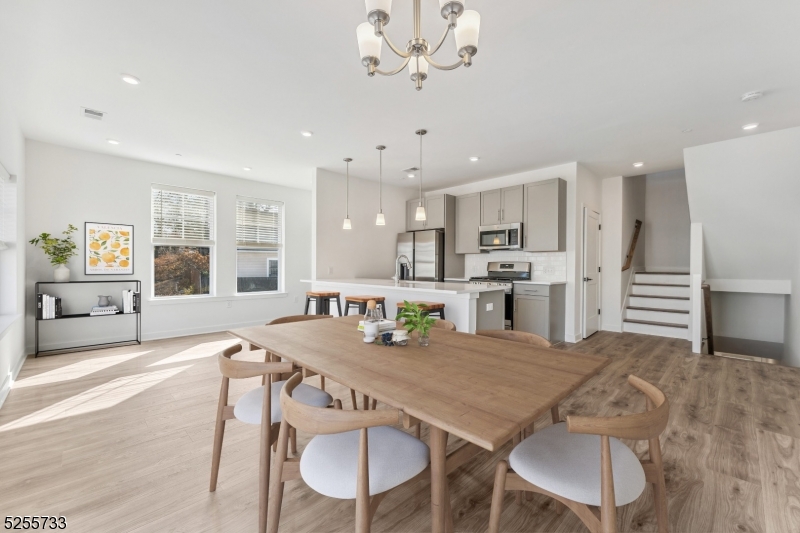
xmin=623 ymin=272 xmax=690 ymax=339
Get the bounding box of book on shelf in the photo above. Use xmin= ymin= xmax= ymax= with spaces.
xmin=121 ymin=289 xmax=141 ymax=313
xmin=37 ymin=294 xmax=62 ymax=319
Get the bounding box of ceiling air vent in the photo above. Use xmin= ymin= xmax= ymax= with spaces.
xmin=81 ymin=107 xmax=106 ymax=120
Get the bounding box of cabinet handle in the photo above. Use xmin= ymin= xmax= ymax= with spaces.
xmin=501 ymin=208 xmax=504 ymax=221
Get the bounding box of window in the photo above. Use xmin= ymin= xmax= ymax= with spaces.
xmin=152 ymin=185 xmax=215 ymax=297
xmin=235 ymin=197 xmax=283 ymax=293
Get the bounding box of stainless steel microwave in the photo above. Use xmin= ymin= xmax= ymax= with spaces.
xmin=479 ymin=223 xmax=523 ymax=251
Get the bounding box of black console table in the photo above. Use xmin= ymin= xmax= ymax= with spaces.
xmin=34 ymin=280 xmax=142 ymax=357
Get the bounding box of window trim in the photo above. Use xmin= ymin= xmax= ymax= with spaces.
xmin=151 ymin=184 xmax=217 ymax=299
xmin=234 ymin=196 xmax=285 ymax=296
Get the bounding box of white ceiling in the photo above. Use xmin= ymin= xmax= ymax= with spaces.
xmin=1 ymin=0 xmax=799 ymax=191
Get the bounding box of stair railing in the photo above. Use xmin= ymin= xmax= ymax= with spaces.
xmin=622 ymin=220 xmax=642 ymax=271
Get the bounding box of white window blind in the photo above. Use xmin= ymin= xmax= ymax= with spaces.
xmin=236 ymin=197 xmax=283 ymax=248
xmin=152 ymin=184 xmax=215 ymax=245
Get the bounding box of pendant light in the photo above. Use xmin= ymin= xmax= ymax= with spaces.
xmin=343 ymin=158 xmax=353 ymax=230
xmin=375 ymin=145 xmax=386 ymax=225
xmin=415 ymin=129 xmax=427 ymax=221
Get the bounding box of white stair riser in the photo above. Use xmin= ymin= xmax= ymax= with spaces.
xmin=623 ymin=321 xmax=688 ymax=340
xmin=635 ymin=274 xmax=690 ymax=285
xmin=629 ymin=296 xmax=691 ymax=311
xmin=626 ymin=309 xmax=690 ymax=325
xmin=632 ymin=285 xmax=690 ymax=298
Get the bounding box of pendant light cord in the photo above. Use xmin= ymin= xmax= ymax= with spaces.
xmin=379 ymin=149 xmax=383 ymax=213
xmin=346 ymin=160 xmax=350 ymax=218
xmin=418 ymin=132 xmax=423 ymax=206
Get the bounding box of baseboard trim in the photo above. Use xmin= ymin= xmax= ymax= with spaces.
xmin=143 ymin=319 xmax=271 ymax=342
xmin=0 ymin=344 xmax=27 ymax=410
xmin=601 ymin=324 xmax=623 ymax=333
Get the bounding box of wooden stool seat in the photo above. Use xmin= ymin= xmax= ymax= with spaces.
xmin=345 ymin=295 xmax=387 ymax=318
xmin=346 ymin=295 xmax=386 ymax=303
xmin=305 ymin=292 xmax=342 ymax=316
xmin=306 ymin=291 xmax=340 ymax=298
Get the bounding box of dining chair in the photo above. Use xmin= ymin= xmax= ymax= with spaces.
xmin=210 ymin=344 xmax=335 ymax=533
xmin=489 ymin=374 xmax=670 ymax=533
xmin=267 ymin=373 xmax=431 ymax=533
xmin=431 ymin=319 xmax=457 ymax=331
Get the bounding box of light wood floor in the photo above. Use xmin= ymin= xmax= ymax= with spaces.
xmin=1 ymin=331 xmax=799 ymax=532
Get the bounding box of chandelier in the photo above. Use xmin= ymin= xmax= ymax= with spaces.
xmin=356 ymin=0 xmax=481 ymax=91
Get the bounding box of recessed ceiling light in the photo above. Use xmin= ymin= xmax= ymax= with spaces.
xmin=121 ymin=74 xmax=140 ymax=85
xmin=107 ymin=139 xmax=120 ymax=145
xmin=407 ymin=173 xmax=415 ymax=178
xmin=469 ymin=156 xmax=480 ymax=162
xmin=176 ymin=154 xmax=182 ymax=157
xmin=681 ymin=128 xmax=693 ymax=133
xmin=300 ymin=131 xmax=313 ymax=137
xmin=742 ymin=123 xmax=759 ymax=130
xmin=633 ymin=162 xmax=644 ymax=168
xmin=243 ymin=167 xmax=252 ymax=171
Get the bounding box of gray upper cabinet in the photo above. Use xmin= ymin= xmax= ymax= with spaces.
xmin=480 ymin=189 xmax=502 ymax=225
xmin=455 ymin=193 xmax=481 ymax=254
xmin=501 ymin=185 xmax=524 ymax=223
xmin=424 ymin=194 xmax=446 ymax=229
xmin=406 ymin=198 xmax=425 ymax=231
xmin=523 ymin=178 xmax=567 ymax=252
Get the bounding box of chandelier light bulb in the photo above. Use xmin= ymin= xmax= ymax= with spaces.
xmin=357 ymin=22 xmax=382 ymax=70
xmin=454 ymin=10 xmax=481 ymax=60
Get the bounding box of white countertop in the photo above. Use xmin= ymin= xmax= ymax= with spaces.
xmin=301 ymin=278 xmax=505 ymax=295
xmin=513 ymin=280 xmax=567 ymax=285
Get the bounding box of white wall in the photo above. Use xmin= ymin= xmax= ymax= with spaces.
xmin=711 ymin=292 xmax=785 ymax=343
xmin=312 ymin=168 xmax=416 ymax=280
xmin=644 ymin=169 xmax=690 ymax=271
xmin=601 ymin=177 xmax=623 ymax=332
xmin=0 ymin=101 xmax=26 ymax=408
xmin=25 ymin=141 xmax=312 ymax=353
xmin=684 ymin=126 xmax=800 ymax=365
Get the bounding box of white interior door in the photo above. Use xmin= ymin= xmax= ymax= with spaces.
xmin=583 ymin=208 xmax=601 ymax=338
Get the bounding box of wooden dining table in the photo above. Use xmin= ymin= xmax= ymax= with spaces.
xmin=230 ymin=316 xmax=609 ymax=533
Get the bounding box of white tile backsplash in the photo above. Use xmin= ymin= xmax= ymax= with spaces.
xmin=465 ymin=251 xmax=567 ymax=282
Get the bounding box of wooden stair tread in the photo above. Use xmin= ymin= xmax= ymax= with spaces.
xmin=627 ymin=306 xmax=689 ymax=314
xmin=632 ymin=283 xmax=690 ymax=287
xmin=630 ymin=294 xmax=690 ymax=300
xmin=624 ymin=318 xmax=688 ymax=329
xmin=639 ymin=272 xmax=690 ymax=275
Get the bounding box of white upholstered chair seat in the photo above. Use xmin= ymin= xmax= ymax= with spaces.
xmin=234 ymin=381 xmax=333 ymax=425
xmin=300 ymin=426 xmax=430 ymax=499
xmin=509 ymin=422 xmax=646 ymax=507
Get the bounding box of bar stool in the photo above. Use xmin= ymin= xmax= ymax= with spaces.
xmin=395 ymin=301 xmax=446 ymax=319
xmin=304 ymin=291 xmax=342 ymax=316
xmin=344 ymin=295 xmax=387 ymax=318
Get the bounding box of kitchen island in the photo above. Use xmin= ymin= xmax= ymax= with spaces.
xmin=300 ymin=279 xmax=505 ymax=333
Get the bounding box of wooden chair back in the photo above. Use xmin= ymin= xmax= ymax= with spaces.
xmin=566 ymin=374 xmax=669 ymax=441
xmin=280 ymin=373 xmax=398 ymax=435
xmin=476 ymin=330 xmax=551 ymax=347
xmin=218 ymin=343 xmax=294 ymax=380
xmin=431 ymin=319 xmax=457 ymax=331
xmin=268 ymin=314 xmax=333 ymax=325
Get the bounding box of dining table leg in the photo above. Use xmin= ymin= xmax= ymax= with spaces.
xmin=430 ymin=425 xmax=452 ymax=533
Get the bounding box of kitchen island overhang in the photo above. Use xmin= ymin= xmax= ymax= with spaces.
xmin=301 ymin=279 xmax=506 ymax=333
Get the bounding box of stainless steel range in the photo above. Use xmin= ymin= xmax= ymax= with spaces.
xmin=470 ymin=262 xmax=531 ymax=329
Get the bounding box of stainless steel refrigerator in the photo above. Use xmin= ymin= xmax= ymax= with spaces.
xmin=396 ymin=230 xmax=444 ymax=281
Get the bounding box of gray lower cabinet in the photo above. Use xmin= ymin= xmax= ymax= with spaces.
xmin=455 ymin=193 xmax=480 ymax=254
xmin=523 ymin=178 xmax=566 ymax=252
xmin=513 ymin=283 xmax=566 ymax=343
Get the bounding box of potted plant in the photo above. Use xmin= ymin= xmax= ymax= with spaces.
xmin=396 ymin=300 xmax=437 ymax=347
xmin=29 ymin=224 xmax=78 ymax=282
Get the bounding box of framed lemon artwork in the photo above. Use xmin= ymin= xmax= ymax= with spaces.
xmin=85 ymin=222 xmax=134 ymax=275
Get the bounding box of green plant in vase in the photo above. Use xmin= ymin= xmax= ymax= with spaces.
xmin=29 ymin=224 xmax=78 ymax=282
xmin=396 ymin=300 xmax=437 ymax=347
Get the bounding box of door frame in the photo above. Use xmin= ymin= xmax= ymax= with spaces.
xmin=581 ymin=205 xmax=602 ymax=339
